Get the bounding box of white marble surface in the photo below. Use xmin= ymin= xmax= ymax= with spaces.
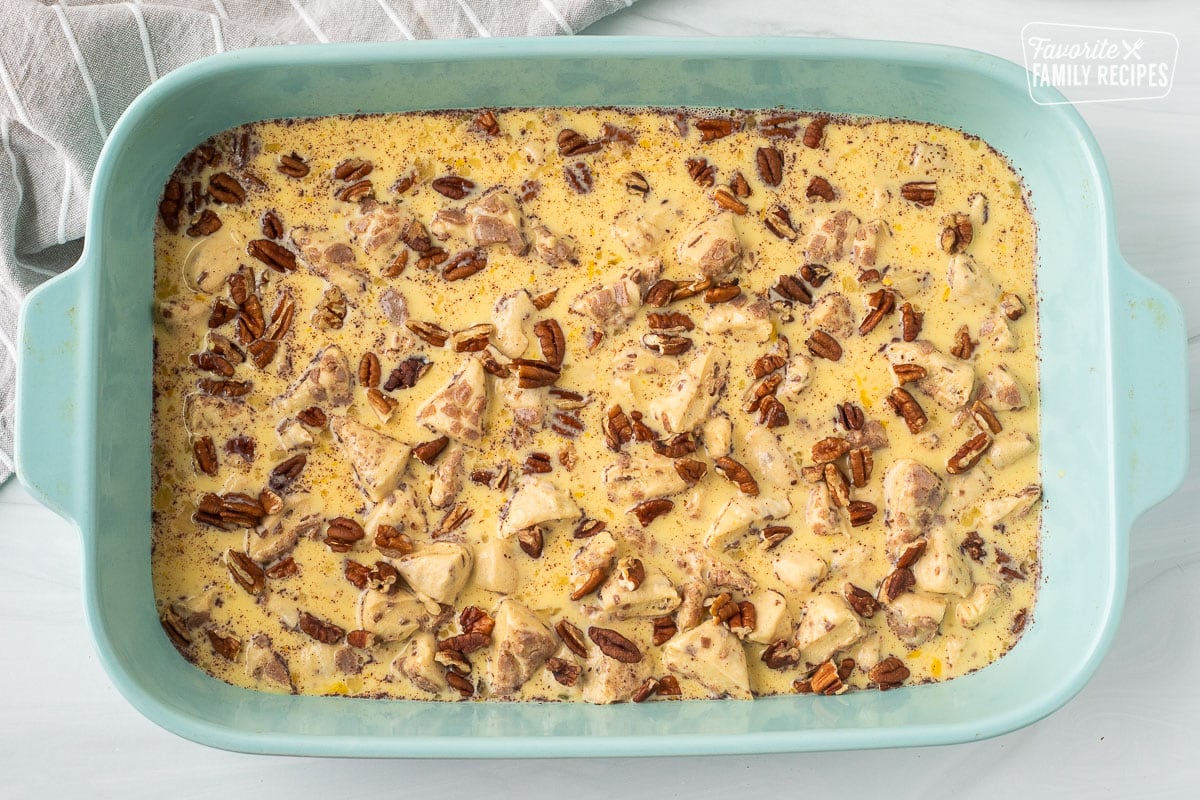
xmin=3 ymin=0 xmax=1198 ymax=796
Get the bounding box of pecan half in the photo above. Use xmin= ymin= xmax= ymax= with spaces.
xmin=534 ymin=319 xmax=566 ymax=368
xmin=756 ymin=146 xmax=784 ymax=186
xmin=186 ymin=208 xmax=222 ymax=237
xmin=892 ymin=363 xmax=927 ymax=384
xmin=695 ymin=117 xmax=740 ymax=142
xmin=896 ymin=539 xmax=927 ymax=569
xmin=800 ymin=263 xmax=832 ymax=288
xmin=886 ymin=387 xmax=927 ymax=434
xmin=647 ymin=311 xmax=694 ymax=331
xmin=806 ymin=176 xmax=835 ymax=202
xmin=630 ymin=498 xmax=674 ymax=527
xmin=848 ymin=447 xmax=873 ymax=487
xmin=335 ymin=179 xmax=373 ymax=203
xmin=837 ymin=402 xmax=864 ymax=431
xmin=946 ymin=432 xmax=992 ymax=475
xmin=298 ymin=611 xmax=345 ymax=645
xmin=641 ymin=332 xmax=693 ymax=356
xmin=714 ymin=456 xmax=759 ymax=496
xmin=557 ymin=128 xmax=602 ymax=156
xmin=246 ymin=239 xmax=297 ymax=272
xmin=523 ymin=452 xmax=553 ymax=475
xmin=208 ymin=172 xmax=246 ymax=205
xmin=632 ymin=678 xmax=659 ymax=703
xmin=431 ymin=175 xmax=475 ymax=199
xmin=470 ymin=110 xmax=501 ymax=136
xmin=531 ymin=288 xmax=559 ymax=310
xmin=623 ymin=171 xmax=650 ymax=196
xmin=225 ymin=549 xmax=265 ymax=595
xmin=1000 ymin=292 xmax=1026 ymax=321
xmin=712 ymin=184 xmax=748 ymax=215
xmin=806 ymin=330 xmax=842 ymax=361
xmin=588 ymin=627 xmax=642 ymax=663
xmin=645 ymin=279 xmax=677 ymax=308
xmin=752 ymin=352 xmax=787 ymax=379
xmin=573 ymin=518 xmax=607 ymax=539
xmin=773 ymin=274 xmax=812 ymax=305
xmin=433 ymin=504 xmax=473 ymax=538
xmin=375 ymin=524 xmax=414 ymax=557
xmin=758 ymin=394 xmax=788 ymax=429
xmin=334 ymin=158 xmax=373 ymax=181
xmin=268 ymin=453 xmax=306 ymax=492
xmin=450 ymin=324 xmax=492 ymax=353
xmin=970 ymin=400 xmax=1003 ymax=434
xmin=564 ymin=161 xmax=593 ymax=193
xmin=208 ymin=298 xmax=237 ymax=329
xmin=809 ymin=660 xmax=846 ymax=695
xmin=406 ymin=320 xmax=450 ymax=348
xmin=761 ymin=640 xmax=801 ymax=670
xmin=413 ymin=436 xmax=450 ymax=465
xmin=277 ymin=151 xmax=310 ymax=178
xmin=207 ymin=630 xmax=242 ymax=661
xmin=443 ymin=248 xmax=487 ymax=281
xmin=616 ymin=558 xmax=646 ymax=592
xmin=258 ymin=488 xmax=284 ymax=515
xmin=324 ymin=516 xmax=365 ymax=553
xmin=730 ymin=171 xmax=751 ymax=197
xmin=197 ymin=378 xmax=252 ymax=398
xmin=358 ymin=352 xmax=381 ymax=388
xmin=900 ymin=302 xmax=923 ymax=342
xmin=704 ymin=282 xmax=741 ymax=304
xmin=445 ymin=671 xmax=474 ymax=698
xmin=685 ymin=157 xmax=716 ymax=187
xmin=513 ymin=358 xmax=561 ymax=389
xmin=868 ymin=656 xmax=910 ymax=690
xmin=652 ymin=433 xmax=697 ymax=459
xmin=670 ymin=277 xmax=712 ymax=302
xmin=366 ymin=388 xmax=398 ymax=420
xmin=761 ymin=525 xmax=793 ymax=550
xmin=652 ymin=615 xmax=677 ymax=646
xmin=880 ymin=567 xmax=915 ymax=602
xmin=555 ymin=619 xmax=589 ymax=657
xmin=193 ymin=436 xmax=218 ymax=476
xmin=940 ymin=213 xmax=973 ymax=253
xmin=415 ymin=248 xmax=449 ymax=271
xmin=950 ymin=325 xmax=977 ymax=360
xmin=844 ymin=583 xmax=880 ymax=618
xmin=517 ymin=526 xmax=544 ymax=559
xmin=802 ymin=117 xmax=828 ymax=148
xmin=899 ymin=180 xmax=936 ymax=206
xmin=825 ymin=462 xmax=850 ymax=507
xmin=847 ymin=500 xmax=877 ymax=527
xmin=811 ymin=436 xmax=850 ymax=464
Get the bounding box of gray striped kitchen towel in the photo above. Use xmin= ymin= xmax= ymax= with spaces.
xmin=0 ymin=0 xmax=636 ymax=485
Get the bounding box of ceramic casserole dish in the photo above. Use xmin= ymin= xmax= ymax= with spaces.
xmin=14 ymin=36 xmax=1187 ymax=756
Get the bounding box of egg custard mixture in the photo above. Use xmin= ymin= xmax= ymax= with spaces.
xmin=152 ymin=108 xmax=1041 ymax=703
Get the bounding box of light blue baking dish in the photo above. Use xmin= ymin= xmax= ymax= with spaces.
xmin=14 ymin=36 xmax=1187 ymax=756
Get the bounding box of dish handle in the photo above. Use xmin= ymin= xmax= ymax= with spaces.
xmin=15 ymin=261 xmax=89 ymax=525
xmin=1110 ymin=256 xmax=1189 ymax=524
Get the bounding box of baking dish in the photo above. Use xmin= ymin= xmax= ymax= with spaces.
xmin=14 ymin=36 xmax=1186 ymax=757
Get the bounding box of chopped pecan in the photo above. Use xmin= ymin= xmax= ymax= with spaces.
xmin=632 ymin=678 xmax=659 ymax=703
xmin=761 ymin=640 xmax=801 ymax=670
xmin=335 ymin=179 xmax=373 ymax=202
xmin=564 ymin=161 xmax=593 ymax=193
xmin=900 ymin=302 xmax=923 ymax=342
xmin=970 ymin=400 xmax=1003 ymax=434
xmin=400 ymin=218 xmax=432 ymax=253
xmin=266 ymin=557 xmax=298 ymax=579
xmin=802 ymin=116 xmax=828 ymax=148
xmin=652 ymin=615 xmax=678 ymax=646
xmin=647 ymin=311 xmax=694 ymax=331
xmin=439 ymin=631 xmax=491 ymax=655
xmin=900 ymin=181 xmax=937 ymax=206
xmin=531 ymin=288 xmax=559 ymax=310
xmin=433 ymin=504 xmax=473 ymax=538
xmin=810 ymin=660 xmax=846 ymax=695
xmin=159 ymin=179 xmax=183 ymax=231
xmin=196 ymin=378 xmax=252 ymax=398
xmin=1000 ymin=292 xmax=1026 ymax=321
xmin=806 ymin=330 xmax=842 ymax=361
xmin=652 ymin=433 xmax=696 ymax=459
xmin=758 ymin=395 xmax=789 ymax=428
xmin=630 ymin=498 xmax=674 ymax=527
xmin=886 ymin=387 xmax=927 ymax=434
xmin=366 ymin=388 xmax=398 ymax=420
xmin=950 ymin=324 xmax=977 ymax=359
xmin=383 ymin=251 xmax=409 ymax=278
xmin=186 ymin=208 xmax=222 ymax=237
xmin=471 ymin=110 xmax=501 ymax=136
xmin=961 ymin=531 xmax=986 ymax=563
xmin=413 ymin=436 xmax=450 ymax=465
xmin=546 ymin=657 xmax=581 ymax=687
xmin=534 ymin=319 xmax=566 ymax=368
xmin=452 ymin=324 xmax=493 ymax=353
xmin=268 ymin=453 xmax=306 ymax=492
xmin=714 ymin=456 xmax=759 ymax=496
xmin=752 ymin=352 xmax=787 ymax=379
xmin=557 ymin=128 xmax=602 ymax=156
xmin=344 ymin=559 xmax=372 ymax=590
xmin=224 ymin=435 xmax=255 ymax=462
xmin=208 ymin=298 xmax=237 ymax=328
xmin=773 ymin=275 xmax=812 ymax=305
xmin=806 ymin=176 xmax=835 ymax=202
xmin=1012 ymin=609 xmax=1029 ymax=634
xmin=760 ymin=525 xmax=793 ymax=550
xmin=758 ymin=113 xmax=799 ymax=138
xmin=673 ymin=458 xmax=708 ymax=486
xmin=704 ymin=282 xmax=741 ymax=304
xmin=431 ymin=175 xmax=475 ymax=199
xmin=415 ymin=248 xmax=449 ymax=271
xmin=946 ymin=432 xmax=992 ymax=474
xmin=445 ymin=671 xmax=474 ymax=698
xmin=523 ymin=452 xmax=553 ymax=475
xmin=880 ymin=567 xmax=916 ymax=602
xmin=799 ymin=263 xmax=832 ymax=288
xmin=604 ymin=405 xmax=634 ymax=452
xmin=616 ymin=558 xmax=646 ymax=591
xmin=824 ymin=462 xmax=850 ymax=507
xmin=756 ymin=146 xmax=784 ymax=186
xmin=940 ymin=213 xmax=973 ymax=253
xmin=346 ymin=629 xmax=372 ymax=649
xmin=685 ymin=157 xmax=716 ymax=187
xmin=730 ymin=171 xmax=751 ymax=197
xmin=375 ymin=524 xmax=414 ymax=557
xmin=246 ymin=239 xmax=297 ymax=272
xmin=570 ymin=566 xmax=608 ymax=601
xmin=258 ymin=488 xmax=284 ymax=515
xmin=763 ymin=203 xmax=799 ymax=241
xmin=384 ymin=356 xmax=432 ymax=390
xmin=517 ymin=526 xmax=544 ymax=558
xmin=645 ymin=279 xmax=677 ymax=308
xmin=588 ymin=627 xmax=643 ymax=663
xmin=207 ymin=630 xmax=242 ymax=661
xmin=324 ymin=517 xmax=365 ymax=553
xmin=670 ymin=277 xmax=712 ymax=302
xmin=225 ymin=549 xmax=265 ymax=595
xmin=896 ymin=539 xmax=927 ymax=569
xmin=443 ymin=248 xmax=488 ymax=281
xmin=573 ymin=518 xmax=607 ymax=539
xmin=844 ymin=583 xmax=880 ymax=618
xmin=641 ymin=332 xmax=692 ymax=356
xmin=868 ymin=656 xmax=910 ymax=690
xmin=192 ymin=436 xmax=219 ymax=476
xmin=859 ymin=288 xmax=896 ymax=335
xmin=298 ymin=611 xmax=345 ymax=645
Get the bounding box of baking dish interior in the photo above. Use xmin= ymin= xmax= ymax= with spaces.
xmin=82 ymin=38 xmax=1119 ymax=755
